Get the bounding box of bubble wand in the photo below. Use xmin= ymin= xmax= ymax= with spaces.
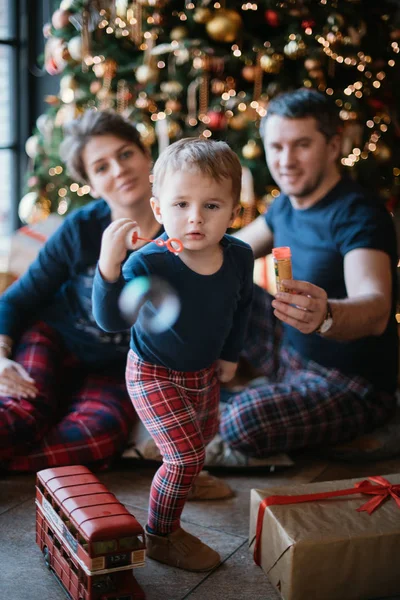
xmin=131 ymin=230 xmax=183 ymax=254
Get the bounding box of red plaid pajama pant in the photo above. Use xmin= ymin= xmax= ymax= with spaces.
xmin=126 ymin=350 xmax=220 ymax=534
xmin=0 ymin=322 xmax=136 ymax=472
xmin=219 ymin=285 xmax=397 ymax=457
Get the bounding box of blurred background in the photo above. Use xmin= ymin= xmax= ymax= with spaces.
xmin=2 ymin=0 xmax=400 ymax=282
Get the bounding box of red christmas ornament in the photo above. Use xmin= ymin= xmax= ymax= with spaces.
xmin=385 ymin=197 xmax=398 ymax=214
xmin=265 ymin=10 xmax=280 ymax=27
xmin=45 ymin=57 xmax=60 ymax=76
xmin=205 ymin=111 xmax=227 ymax=130
xmin=367 ymin=98 xmax=385 ymax=111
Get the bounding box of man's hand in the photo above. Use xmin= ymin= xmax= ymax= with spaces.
xmin=216 ymin=359 xmax=238 ymax=383
xmin=99 ymin=218 xmax=139 ymax=282
xmin=0 ymin=357 xmax=38 ymax=400
xmin=271 ymin=279 xmax=328 ymax=334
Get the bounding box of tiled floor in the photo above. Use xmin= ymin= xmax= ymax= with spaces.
xmin=1 ymin=454 xmax=400 ymax=600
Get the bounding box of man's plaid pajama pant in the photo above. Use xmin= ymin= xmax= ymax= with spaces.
xmin=219 ymin=285 xmax=396 ymax=457
xmin=0 ymin=321 xmax=136 ymax=471
xmin=126 ymin=350 xmax=220 ymax=534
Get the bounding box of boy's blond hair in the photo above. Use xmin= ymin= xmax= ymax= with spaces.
xmin=152 ymin=137 xmax=242 ymax=205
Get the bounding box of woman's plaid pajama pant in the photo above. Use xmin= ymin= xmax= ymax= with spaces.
xmin=0 ymin=321 xmax=136 ymax=471
xmin=126 ymin=350 xmax=220 ymax=534
xmin=219 ymin=285 xmax=396 ymax=457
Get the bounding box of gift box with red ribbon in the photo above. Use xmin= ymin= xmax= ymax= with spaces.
xmin=249 ymin=474 xmax=400 ymax=600
xmin=8 ymin=214 xmax=63 ymax=279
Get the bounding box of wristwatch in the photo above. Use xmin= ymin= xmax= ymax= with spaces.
xmin=316 ymin=302 xmax=333 ymax=335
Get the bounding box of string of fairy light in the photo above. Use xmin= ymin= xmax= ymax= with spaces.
xmin=90 ymin=1 xmax=398 ymax=158
xmin=41 ymin=0 xmax=399 ymax=216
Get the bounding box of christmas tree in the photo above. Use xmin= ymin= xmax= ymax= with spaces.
xmin=21 ymin=0 xmax=400 ymax=228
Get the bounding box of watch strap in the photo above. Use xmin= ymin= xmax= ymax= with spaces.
xmin=315 ymin=302 xmax=332 ymax=334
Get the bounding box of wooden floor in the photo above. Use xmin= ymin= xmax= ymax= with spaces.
xmin=1 ymin=452 xmax=400 ymax=600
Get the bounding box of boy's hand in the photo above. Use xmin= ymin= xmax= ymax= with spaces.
xmin=99 ymin=219 xmax=138 ymax=282
xmin=216 ymin=359 xmax=238 ymax=383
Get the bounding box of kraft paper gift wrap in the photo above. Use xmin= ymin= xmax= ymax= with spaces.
xmin=249 ymin=474 xmax=400 ymax=600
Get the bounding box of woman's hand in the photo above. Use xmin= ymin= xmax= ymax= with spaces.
xmin=0 ymin=357 xmax=38 ymax=400
xmin=99 ymin=218 xmax=139 ymax=282
xmin=271 ymin=279 xmax=328 ymax=334
xmin=216 ymin=359 xmax=238 ymax=383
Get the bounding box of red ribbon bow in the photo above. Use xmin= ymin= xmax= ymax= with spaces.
xmin=253 ymin=476 xmax=400 ymax=566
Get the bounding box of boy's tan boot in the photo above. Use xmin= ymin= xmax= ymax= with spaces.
xmin=145 ymin=527 xmax=221 ymax=572
xmin=187 ymin=470 xmax=234 ymax=501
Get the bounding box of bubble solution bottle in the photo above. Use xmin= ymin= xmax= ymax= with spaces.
xmin=272 ymin=246 xmax=293 ymax=293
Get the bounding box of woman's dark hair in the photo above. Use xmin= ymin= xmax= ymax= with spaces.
xmin=260 ymin=88 xmax=341 ymax=141
xmin=59 ymin=109 xmax=147 ymax=184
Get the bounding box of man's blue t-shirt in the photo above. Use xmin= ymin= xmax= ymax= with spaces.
xmin=93 ymin=233 xmax=254 ymax=372
xmin=265 ymin=178 xmax=398 ymax=393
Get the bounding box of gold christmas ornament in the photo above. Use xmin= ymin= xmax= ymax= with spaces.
xmin=93 ymin=62 xmax=106 ymax=78
xmin=375 ymin=142 xmax=392 ymax=162
xmin=18 ymin=192 xmax=51 ymax=224
xmin=166 ymin=99 xmax=182 ymax=112
xmin=97 ymin=87 xmax=113 ymax=102
xmin=260 ymin=53 xmax=283 ymax=74
xmin=242 ymin=140 xmax=263 ymax=160
xmin=193 ymin=8 xmax=212 ymax=24
xmin=206 ymin=10 xmax=242 ymax=43
xmin=135 ymin=94 xmax=150 ymax=109
xmin=67 ymin=36 xmax=83 ymax=62
xmin=167 ymin=119 xmax=181 ymax=139
xmin=152 ymin=12 xmax=163 ymax=26
xmin=25 ymin=135 xmax=39 ymax=159
xmin=242 ymin=65 xmax=257 ymax=82
xmin=51 ymin=9 xmax=71 ymax=30
xmin=54 ymin=104 xmax=81 ymax=127
xmin=304 ymin=58 xmax=322 ymax=71
xmin=284 ymin=39 xmax=307 ymax=60
xmin=90 ymin=80 xmax=102 ymax=94
xmin=228 ymin=113 xmax=248 ymax=131
xmin=170 ymin=27 xmax=188 ymax=41
xmin=135 ymin=64 xmax=159 ymax=84
xmin=136 ymin=121 xmax=156 ymax=146
xmin=211 ymin=79 xmax=226 ymax=95
xmin=160 ymin=81 xmax=183 ymax=95
xmin=243 ymin=105 xmax=258 ymax=121
xmin=60 ymin=74 xmax=78 ymax=91
xmin=309 ymin=68 xmax=325 ymax=80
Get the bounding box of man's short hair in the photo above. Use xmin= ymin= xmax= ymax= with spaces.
xmin=59 ymin=109 xmax=147 ymax=184
xmin=152 ymin=137 xmax=242 ymax=206
xmin=260 ymin=88 xmax=341 ymax=141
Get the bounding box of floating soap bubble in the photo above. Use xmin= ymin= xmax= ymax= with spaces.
xmin=119 ymin=275 xmax=181 ymax=333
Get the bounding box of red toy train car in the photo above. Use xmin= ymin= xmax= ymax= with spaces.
xmin=35 ymin=465 xmax=146 ymax=600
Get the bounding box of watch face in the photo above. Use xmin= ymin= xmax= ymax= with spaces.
xmin=319 ymin=317 xmax=333 ymax=334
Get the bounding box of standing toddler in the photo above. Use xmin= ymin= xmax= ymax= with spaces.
xmin=92 ymin=138 xmax=254 ymax=571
